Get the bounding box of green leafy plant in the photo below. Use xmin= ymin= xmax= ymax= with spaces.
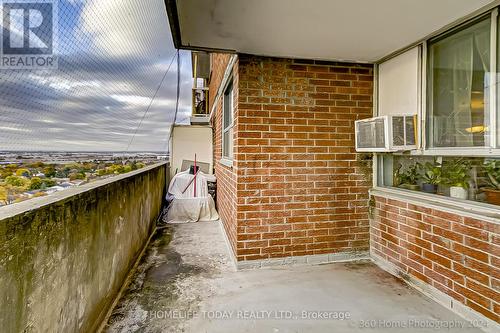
xmin=420 ymin=161 xmax=442 ymax=185
xmin=394 ymin=163 xmax=420 ymax=186
xmin=442 ymin=159 xmax=471 ymax=189
xmin=483 ymin=160 xmax=500 ymax=190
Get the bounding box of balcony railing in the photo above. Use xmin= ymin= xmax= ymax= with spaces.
xmin=0 ymin=162 xmax=168 ymax=333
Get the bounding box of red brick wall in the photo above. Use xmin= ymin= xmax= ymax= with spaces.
xmin=210 ymin=53 xmax=239 ymax=256
xmin=371 ymin=196 xmax=500 ymax=322
xmin=234 ymin=55 xmax=373 ymax=261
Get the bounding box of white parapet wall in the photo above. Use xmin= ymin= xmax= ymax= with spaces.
xmin=170 ymin=125 xmax=213 ymax=178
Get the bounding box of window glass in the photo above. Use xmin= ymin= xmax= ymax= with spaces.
xmin=222 ymin=81 xmax=234 ymax=160
xmin=378 ymin=154 xmax=500 ymax=206
xmin=223 ymin=128 xmax=233 ymax=159
xmin=427 ymin=18 xmax=491 ymax=148
xmin=497 ymin=15 xmax=500 ymax=147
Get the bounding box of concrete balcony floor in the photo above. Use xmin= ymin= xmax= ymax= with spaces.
xmin=105 ymin=221 xmax=482 ymax=333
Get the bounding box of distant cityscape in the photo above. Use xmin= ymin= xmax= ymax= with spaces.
xmin=0 ymin=152 xmax=168 ymax=207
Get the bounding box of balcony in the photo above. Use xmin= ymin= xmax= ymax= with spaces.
xmin=1 ymin=161 xmax=492 ymax=333
xmin=104 ymin=220 xmax=485 ymax=333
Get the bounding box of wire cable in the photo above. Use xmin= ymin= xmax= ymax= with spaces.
xmin=126 ymin=50 xmax=178 ymax=151
xmin=165 ymin=50 xmax=182 ymax=152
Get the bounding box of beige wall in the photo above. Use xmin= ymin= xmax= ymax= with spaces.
xmin=170 ymin=125 xmax=213 ymax=178
xmin=378 ymin=46 xmax=420 ymax=117
xmin=0 ymin=163 xmax=167 ymax=333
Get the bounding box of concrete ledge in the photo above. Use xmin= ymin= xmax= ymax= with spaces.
xmin=371 ymin=253 xmax=499 ymax=333
xmin=0 ymin=162 xmax=168 ymax=333
xmin=0 ymin=161 xmax=168 ymax=220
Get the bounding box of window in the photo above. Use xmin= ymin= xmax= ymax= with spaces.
xmin=427 ymin=18 xmax=492 ymax=148
xmin=377 ymin=154 xmax=500 ymax=207
xmin=222 ymin=81 xmax=234 ymax=160
xmin=374 ymin=10 xmax=500 ymax=210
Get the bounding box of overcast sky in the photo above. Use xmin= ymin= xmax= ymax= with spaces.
xmin=0 ymin=0 xmax=192 ymax=152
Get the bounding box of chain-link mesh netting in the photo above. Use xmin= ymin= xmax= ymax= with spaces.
xmin=0 ymin=0 xmax=191 ymax=152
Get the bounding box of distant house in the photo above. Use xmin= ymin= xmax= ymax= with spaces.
xmin=25 ymin=191 xmax=40 ymax=198
xmin=45 ymin=186 xmax=65 ymax=195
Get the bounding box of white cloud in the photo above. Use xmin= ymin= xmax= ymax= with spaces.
xmin=0 ymin=0 xmax=192 ymax=152
xmin=79 ymin=0 xmax=171 ymax=58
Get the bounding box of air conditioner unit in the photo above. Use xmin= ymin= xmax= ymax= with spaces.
xmin=355 ymin=115 xmax=417 ymax=152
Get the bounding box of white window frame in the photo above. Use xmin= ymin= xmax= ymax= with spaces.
xmin=421 ymin=9 xmax=500 ymax=156
xmin=221 ymin=78 xmax=234 ymax=163
xmin=373 ymin=7 xmax=500 ymax=215
xmin=375 ymin=8 xmax=500 ymax=157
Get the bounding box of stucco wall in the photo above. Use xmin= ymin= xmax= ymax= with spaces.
xmin=0 ymin=162 xmax=167 ymax=333
xmin=170 ymin=125 xmax=213 ymax=178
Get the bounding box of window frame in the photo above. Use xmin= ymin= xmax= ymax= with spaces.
xmin=373 ymin=7 xmax=500 ymax=214
xmin=221 ymin=78 xmax=234 ymax=162
xmin=375 ymin=8 xmax=500 ymax=157
xmin=422 ymin=9 xmax=500 ymax=156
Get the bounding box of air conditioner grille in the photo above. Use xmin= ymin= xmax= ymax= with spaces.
xmin=392 ymin=116 xmax=405 ymax=146
xmin=357 ymin=118 xmax=386 ymax=149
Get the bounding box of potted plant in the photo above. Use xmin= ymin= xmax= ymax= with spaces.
xmin=483 ymin=160 xmax=500 ymax=205
xmin=420 ymin=161 xmax=441 ymax=194
xmin=396 ymin=163 xmax=420 ymax=191
xmin=442 ymin=159 xmax=471 ymax=200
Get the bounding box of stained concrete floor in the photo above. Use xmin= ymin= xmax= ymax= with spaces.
xmin=105 ymin=221 xmax=483 ymax=333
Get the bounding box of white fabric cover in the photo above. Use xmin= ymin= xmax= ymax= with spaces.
xmin=166 ymin=170 xmax=218 ymax=223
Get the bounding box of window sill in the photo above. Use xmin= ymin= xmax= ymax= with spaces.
xmin=407 ymin=148 xmax=500 ymax=157
xmin=370 ymin=186 xmax=500 ymax=224
xmin=219 ymin=158 xmax=233 ymax=168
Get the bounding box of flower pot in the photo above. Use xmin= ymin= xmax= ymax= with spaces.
xmin=449 ymin=186 xmax=468 ymax=200
xmin=422 ymin=183 xmax=437 ymax=194
xmin=483 ymin=188 xmax=500 ymax=206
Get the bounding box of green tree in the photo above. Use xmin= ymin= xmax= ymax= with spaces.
xmin=43 ymin=179 xmax=57 ymax=188
xmin=5 ymin=184 xmax=25 ymax=204
xmin=55 ymin=170 xmax=68 ymax=178
xmin=96 ymin=169 xmax=108 ymax=176
xmin=27 ymin=162 xmax=44 ymax=168
xmin=43 ymin=166 xmax=56 ymax=178
xmin=6 ymin=176 xmax=28 ymax=188
xmin=0 ymin=186 xmax=7 ymax=204
xmin=0 ymin=168 xmax=14 ymax=179
xmin=15 ymin=168 xmax=30 ymax=177
xmin=29 ymin=177 xmax=43 ymax=190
